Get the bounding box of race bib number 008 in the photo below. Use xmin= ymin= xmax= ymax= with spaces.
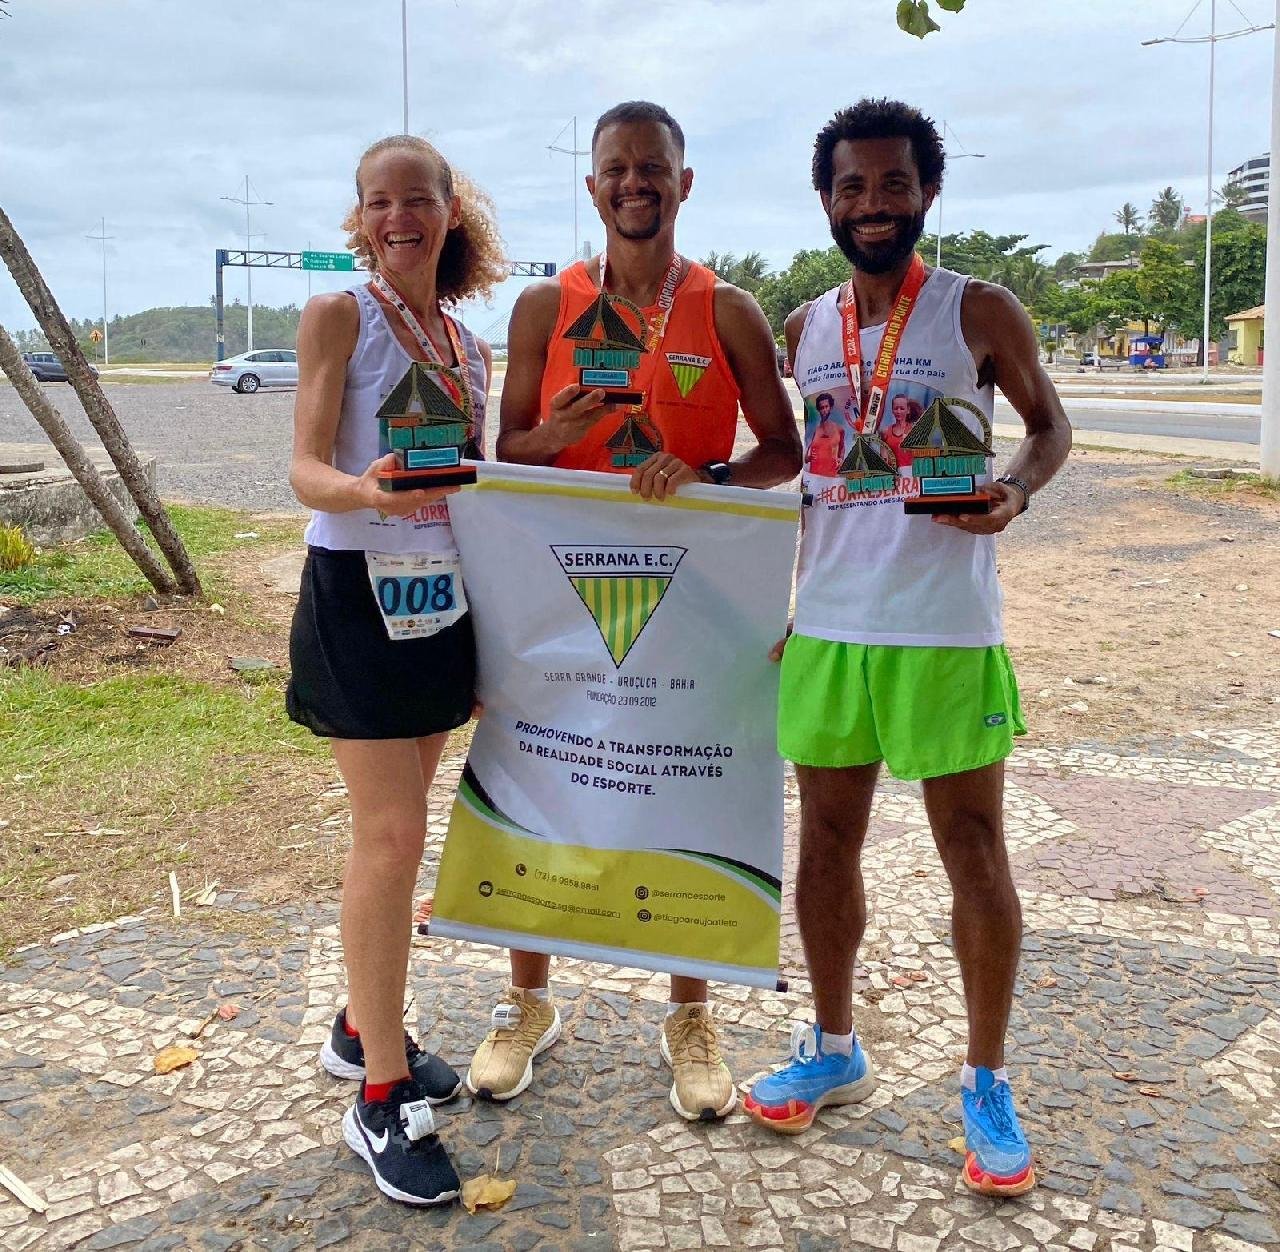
xmin=365 ymin=550 xmax=468 ymax=642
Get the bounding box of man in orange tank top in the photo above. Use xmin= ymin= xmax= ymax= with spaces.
xmin=466 ymin=101 xmax=802 ymax=1124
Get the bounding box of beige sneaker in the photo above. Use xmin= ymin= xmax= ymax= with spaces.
xmin=465 ymin=987 xmax=561 ymax=1101
xmin=660 ymin=1002 xmax=737 ymax=1121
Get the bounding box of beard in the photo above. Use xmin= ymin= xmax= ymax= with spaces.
xmin=611 ymin=196 xmax=662 ymax=241
xmin=830 ymin=211 xmax=927 ymax=274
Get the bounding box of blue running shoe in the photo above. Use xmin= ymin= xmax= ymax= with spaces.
xmin=745 ymin=1024 xmax=876 ymax=1135
xmin=961 ymin=1067 xmax=1036 ymax=1195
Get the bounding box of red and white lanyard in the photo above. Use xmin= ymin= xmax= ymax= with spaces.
xmin=841 ymin=252 xmax=928 ymax=433
xmin=372 ymin=271 xmax=467 ymax=374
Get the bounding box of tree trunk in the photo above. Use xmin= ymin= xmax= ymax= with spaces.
xmin=0 ymin=205 xmax=201 ymax=595
xmin=0 ymin=324 xmax=176 ymax=594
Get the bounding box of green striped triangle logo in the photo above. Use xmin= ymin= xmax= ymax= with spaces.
xmin=551 ymin=545 xmax=687 ymax=667
xmin=666 ymin=352 xmax=711 ymax=400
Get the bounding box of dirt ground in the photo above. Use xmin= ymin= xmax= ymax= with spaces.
xmin=1003 ymin=451 xmax=1280 ymax=744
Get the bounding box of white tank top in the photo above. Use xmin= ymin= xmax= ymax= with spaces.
xmin=791 ymin=266 xmax=1002 ymax=647
xmin=303 ymin=283 xmax=487 ymax=554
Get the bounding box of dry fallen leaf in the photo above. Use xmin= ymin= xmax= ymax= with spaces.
xmin=153 ymin=1045 xmax=199 ymax=1075
xmin=905 ymin=970 xmax=928 ymax=983
xmin=414 ymin=894 xmax=434 ymax=926
xmin=461 ymin=1175 xmax=517 ymax=1214
xmin=193 ymin=881 xmax=219 ymax=907
xmin=947 ymin=1136 xmax=967 ymax=1154
xmin=1138 ymin=1086 xmax=1169 ymax=1098
xmin=1112 ymin=1071 xmax=1139 ymax=1082
xmin=215 ymin=1003 xmax=241 ymax=1022
xmin=1035 ymin=975 xmax=1058 ymax=989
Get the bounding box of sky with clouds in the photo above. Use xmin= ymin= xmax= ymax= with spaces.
xmin=0 ymin=0 xmax=1274 ymax=350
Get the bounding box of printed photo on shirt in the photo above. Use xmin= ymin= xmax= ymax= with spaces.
xmin=803 ymin=387 xmax=858 ymax=479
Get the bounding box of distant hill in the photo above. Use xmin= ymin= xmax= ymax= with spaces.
xmin=13 ymin=302 xmax=303 ymax=364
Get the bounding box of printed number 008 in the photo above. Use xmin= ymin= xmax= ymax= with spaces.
xmin=377 ymin=574 xmax=454 ymax=616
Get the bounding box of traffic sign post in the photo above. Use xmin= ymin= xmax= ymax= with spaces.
xmin=301 ymin=251 xmax=356 ymax=272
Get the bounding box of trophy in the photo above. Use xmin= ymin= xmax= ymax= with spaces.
xmin=899 ymin=397 xmax=994 ymax=516
xmin=375 ymin=361 xmax=477 ymax=492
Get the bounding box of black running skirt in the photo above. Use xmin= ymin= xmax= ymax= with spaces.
xmin=286 ymin=547 xmax=476 ymax=740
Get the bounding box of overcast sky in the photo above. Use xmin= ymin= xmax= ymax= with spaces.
xmin=0 ymin=0 xmax=1274 ymax=350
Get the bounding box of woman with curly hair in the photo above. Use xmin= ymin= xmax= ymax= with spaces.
xmin=286 ymin=134 xmax=504 ymax=1206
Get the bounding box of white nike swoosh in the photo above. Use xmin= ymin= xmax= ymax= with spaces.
xmin=365 ymin=1124 xmax=390 ymax=1154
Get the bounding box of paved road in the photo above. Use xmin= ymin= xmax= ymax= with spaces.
xmin=1004 ymin=399 xmax=1260 ymax=446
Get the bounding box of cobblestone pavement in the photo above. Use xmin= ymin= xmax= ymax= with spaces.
xmin=1 ymin=725 xmax=1278 ymax=1251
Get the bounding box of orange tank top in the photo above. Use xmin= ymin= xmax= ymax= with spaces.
xmin=539 ymin=259 xmax=741 ymax=474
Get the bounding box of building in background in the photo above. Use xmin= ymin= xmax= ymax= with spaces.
xmin=1226 ymin=153 xmax=1269 ymax=222
xmin=1226 ymin=304 xmax=1264 ymax=366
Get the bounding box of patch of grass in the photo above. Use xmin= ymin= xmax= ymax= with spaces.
xmin=0 ymin=504 xmax=305 ymax=605
xmin=0 ymin=669 xmax=324 ymax=810
xmin=1166 ymin=469 xmax=1280 ymax=503
xmin=0 ymin=669 xmax=334 ymax=959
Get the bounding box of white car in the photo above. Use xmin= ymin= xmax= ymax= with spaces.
xmin=209 ymin=349 xmax=298 ymax=393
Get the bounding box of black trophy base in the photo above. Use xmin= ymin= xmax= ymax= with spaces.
xmin=377 ymin=466 xmax=477 ymax=492
xmin=904 ymin=493 xmax=991 ymax=516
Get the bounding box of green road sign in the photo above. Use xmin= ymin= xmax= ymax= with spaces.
xmin=301 ymin=251 xmax=356 ymax=271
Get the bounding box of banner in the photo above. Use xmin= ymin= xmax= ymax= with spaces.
xmin=431 ymin=463 xmax=799 ymax=988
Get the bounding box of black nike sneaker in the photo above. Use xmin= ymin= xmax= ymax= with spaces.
xmin=342 ymin=1078 xmax=461 ymax=1206
xmin=320 ymin=1008 xmax=462 ymax=1104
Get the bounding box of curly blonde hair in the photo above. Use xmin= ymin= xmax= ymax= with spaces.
xmin=342 ymin=135 xmax=507 ymax=306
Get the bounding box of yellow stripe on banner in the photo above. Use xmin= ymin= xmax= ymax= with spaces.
xmin=469 ymin=476 xmax=796 ymax=522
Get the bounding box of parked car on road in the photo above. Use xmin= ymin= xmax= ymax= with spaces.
xmin=22 ymin=352 xmax=99 ymax=382
xmin=209 ymin=349 xmax=298 ymax=393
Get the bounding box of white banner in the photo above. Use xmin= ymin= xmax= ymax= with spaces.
xmin=431 ymin=463 xmax=799 ymax=988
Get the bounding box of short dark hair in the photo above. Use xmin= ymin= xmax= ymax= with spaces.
xmin=816 ymin=392 xmax=835 ymax=411
xmin=592 ymin=101 xmax=686 ymax=157
xmin=812 ymin=99 xmax=945 ymax=195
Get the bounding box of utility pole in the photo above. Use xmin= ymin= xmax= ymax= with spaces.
xmin=401 ymin=0 xmax=409 ymax=133
xmin=1143 ymin=1 xmax=1273 ymax=382
xmin=221 ymin=176 xmax=272 ymax=354
xmin=549 ymin=117 xmax=590 ymax=260
xmin=85 ymin=217 xmax=113 ymax=364
xmin=1262 ymin=2 xmax=1280 ymax=478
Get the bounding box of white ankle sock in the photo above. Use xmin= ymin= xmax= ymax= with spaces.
xmin=819 ymin=1029 xmax=854 ymax=1056
xmin=962 ymin=1063 xmax=1008 ymax=1090
xmin=516 ymin=986 xmax=550 ymax=1001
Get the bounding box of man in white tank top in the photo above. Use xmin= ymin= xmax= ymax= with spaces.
xmin=744 ymin=100 xmax=1071 ymax=1200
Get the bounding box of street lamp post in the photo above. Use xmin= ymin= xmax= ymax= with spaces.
xmin=401 ymin=0 xmax=409 ymax=133
xmin=221 ymin=176 xmax=272 ymax=354
xmin=935 ymin=122 xmax=985 ymax=269
xmin=85 ymin=217 xmax=113 ymax=365
xmin=1263 ymin=3 xmax=1280 ymax=478
xmin=549 ymin=117 xmax=590 ymax=261
xmin=1143 ymin=3 xmax=1274 ymax=383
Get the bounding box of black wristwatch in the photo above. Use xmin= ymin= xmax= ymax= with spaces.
xmin=701 ymin=461 xmax=732 ymax=486
xmin=995 ymin=474 xmax=1030 ymax=514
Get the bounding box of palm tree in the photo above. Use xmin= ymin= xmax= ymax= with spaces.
xmin=990 ymin=254 xmax=1051 ymax=307
xmin=1148 ymin=186 xmax=1186 ymax=233
xmin=1113 ymin=203 xmax=1143 ymax=236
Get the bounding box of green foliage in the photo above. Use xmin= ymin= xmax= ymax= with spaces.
xmin=1051 ymin=252 xmax=1083 ymax=280
xmin=1114 ymin=203 xmax=1144 ymax=236
xmin=755 ymin=247 xmax=850 ymax=336
xmin=0 ymin=525 xmax=36 ymax=572
xmin=699 ymin=251 xmax=770 ymax=294
xmin=1088 ymin=231 xmax=1140 ymax=262
xmin=1148 ymin=186 xmax=1187 ymax=234
xmin=896 ymin=0 xmax=964 ymax=37
xmin=0 ymin=505 xmax=305 ymax=605
xmin=1219 ymin=181 xmax=1251 ymax=211
xmin=37 ymin=303 xmax=305 ymax=364
xmin=917 ymin=230 xmax=1047 ymax=279
xmin=1133 ymin=238 xmax=1197 ymax=335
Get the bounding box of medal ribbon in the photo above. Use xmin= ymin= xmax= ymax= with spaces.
xmin=598 ymin=249 xmax=684 ymax=414
xmin=841 ymin=252 xmax=927 ymax=434
xmin=372 ymin=271 xmax=468 ymax=376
